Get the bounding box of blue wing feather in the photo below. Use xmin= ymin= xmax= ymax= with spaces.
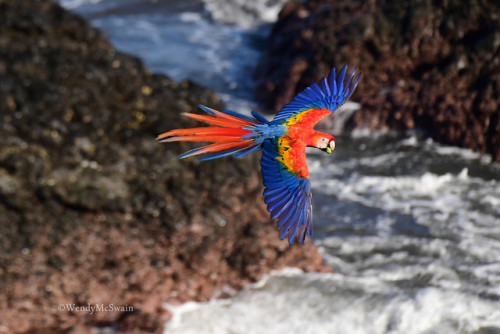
xmin=198 ymin=145 xmax=253 ymax=161
xmin=305 ymin=200 xmax=313 ymax=237
xmin=260 ymin=138 xmax=313 ymax=245
xmin=263 ymin=186 xmax=286 ymax=197
xmin=328 ymin=68 xmax=337 ymax=94
xmin=267 ymin=191 xmax=292 ymax=211
xmin=287 ymin=214 xmax=302 ymax=245
xmin=271 ymin=65 xmax=361 ymax=125
xmin=251 ymin=111 xmax=270 ymax=124
xmin=336 ymin=66 xmax=347 ymax=96
xmin=279 ymin=194 xmax=304 ymax=231
xmin=343 ymin=66 xmax=357 ymax=92
xmin=275 ymin=199 xmax=297 ymax=223
xmin=279 ymin=188 xmax=306 ymax=230
xmin=268 ymin=197 xmax=291 ymax=213
xmin=233 ymin=145 xmax=260 ymax=158
xmin=320 ymin=78 xmax=330 ymax=96
xmin=198 ymin=104 xmax=265 ymax=123
xmin=271 ymin=198 xmax=294 ymax=220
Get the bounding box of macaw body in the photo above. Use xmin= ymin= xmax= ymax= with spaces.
xmin=158 ymin=66 xmax=361 ymax=245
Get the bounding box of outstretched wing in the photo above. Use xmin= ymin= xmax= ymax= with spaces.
xmin=270 ymin=65 xmax=362 ymax=126
xmin=260 ymin=137 xmax=313 ymax=245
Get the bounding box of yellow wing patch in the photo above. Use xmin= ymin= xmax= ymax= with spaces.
xmin=280 ymin=108 xmax=331 ymax=127
xmin=276 ymin=136 xmax=310 ymax=179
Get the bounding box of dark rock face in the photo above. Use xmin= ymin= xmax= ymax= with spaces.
xmin=0 ymin=1 xmax=329 ymax=333
xmin=255 ymin=0 xmax=500 ymax=161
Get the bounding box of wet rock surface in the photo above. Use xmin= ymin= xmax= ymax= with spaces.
xmin=0 ymin=1 xmax=330 ymax=333
xmin=255 ymin=0 xmax=500 ymax=161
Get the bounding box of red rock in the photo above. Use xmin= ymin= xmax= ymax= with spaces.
xmin=255 ymin=0 xmax=500 ymax=161
xmin=0 ymin=1 xmax=330 ymax=333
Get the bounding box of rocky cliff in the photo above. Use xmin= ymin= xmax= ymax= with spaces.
xmin=0 ymin=1 xmax=329 ymax=333
xmin=255 ymin=0 xmax=500 ymax=161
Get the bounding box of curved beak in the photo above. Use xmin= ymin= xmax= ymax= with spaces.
xmin=325 ymin=141 xmax=335 ymax=154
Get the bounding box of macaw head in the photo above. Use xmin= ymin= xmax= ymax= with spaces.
xmin=314 ymin=133 xmax=336 ymax=154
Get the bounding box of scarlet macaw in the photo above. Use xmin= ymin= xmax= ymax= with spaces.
xmin=158 ymin=65 xmax=361 ymax=245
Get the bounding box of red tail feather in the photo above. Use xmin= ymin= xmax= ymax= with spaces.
xmin=157 ymin=127 xmax=251 ymax=141
xmin=181 ymin=113 xmax=250 ymax=128
xmin=182 ymin=141 xmax=253 ymax=158
xmin=157 ymin=106 xmax=261 ymax=160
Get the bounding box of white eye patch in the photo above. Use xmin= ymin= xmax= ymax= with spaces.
xmin=318 ymin=138 xmax=329 ymax=149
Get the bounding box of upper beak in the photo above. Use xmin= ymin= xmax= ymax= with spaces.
xmin=326 ymin=141 xmax=335 ymax=154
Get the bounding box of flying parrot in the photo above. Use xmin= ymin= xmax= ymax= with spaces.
xmin=157 ymin=65 xmax=361 ymax=245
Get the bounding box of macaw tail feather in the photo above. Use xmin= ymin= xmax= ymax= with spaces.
xmin=157 ymin=105 xmax=268 ymax=161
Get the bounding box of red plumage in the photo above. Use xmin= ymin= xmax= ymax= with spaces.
xmin=157 ymin=108 xmax=259 ymax=159
xmin=157 ymin=66 xmax=362 ymax=245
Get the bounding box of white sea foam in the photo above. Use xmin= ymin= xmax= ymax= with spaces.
xmin=57 ymin=0 xmax=104 ymax=9
xmin=202 ymin=0 xmax=289 ymax=27
xmin=57 ymin=0 xmax=266 ymax=107
xmin=164 ymin=269 xmax=500 ymax=334
xmin=179 ymin=12 xmax=203 ymax=23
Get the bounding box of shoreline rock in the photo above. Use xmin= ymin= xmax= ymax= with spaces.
xmin=255 ymin=0 xmax=500 ymax=161
xmin=0 ymin=1 xmax=330 ymax=333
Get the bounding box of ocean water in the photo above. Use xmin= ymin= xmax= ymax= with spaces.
xmin=163 ymin=136 xmax=500 ymax=333
xmin=57 ymin=1 xmax=500 ymax=333
xmin=57 ymin=0 xmax=283 ymax=111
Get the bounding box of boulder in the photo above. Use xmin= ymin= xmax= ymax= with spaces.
xmin=0 ymin=1 xmax=329 ymax=333
xmin=255 ymin=0 xmax=500 ymax=161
